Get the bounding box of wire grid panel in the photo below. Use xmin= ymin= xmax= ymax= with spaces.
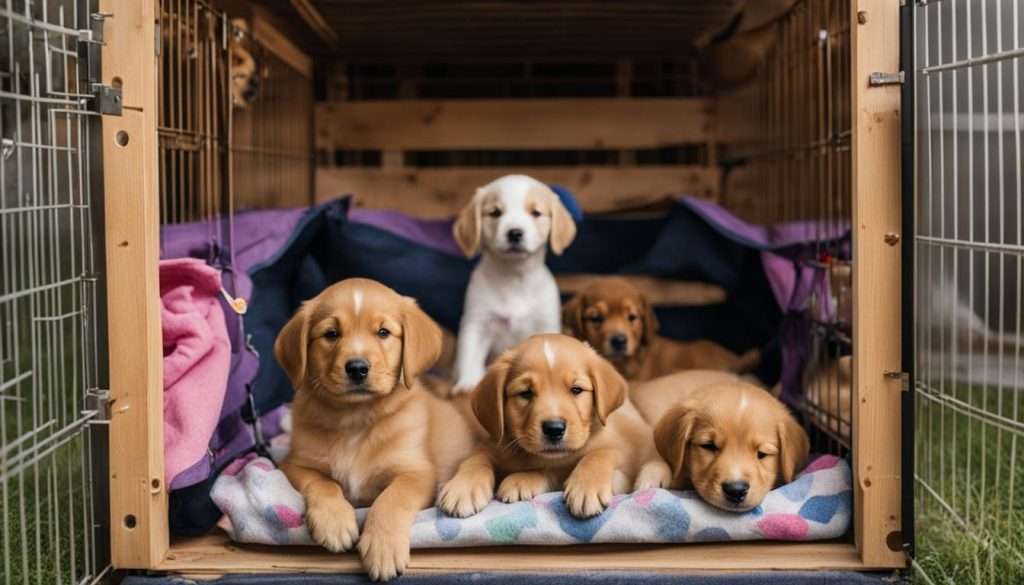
xmin=0 ymin=0 xmax=107 ymax=584
xmin=913 ymin=0 xmax=1024 ymax=582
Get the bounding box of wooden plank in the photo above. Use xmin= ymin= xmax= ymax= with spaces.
xmin=315 ymin=166 xmax=719 ymax=218
xmin=315 ymin=99 xmax=712 ymax=150
xmin=289 ymin=0 xmax=340 ymax=48
xmin=252 ymin=6 xmax=313 ymax=79
xmin=101 ymin=0 xmax=167 ymax=569
xmin=850 ymin=0 xmax=905 ymax=569
xmin=162 ymin=535 xmax=868 ymax=573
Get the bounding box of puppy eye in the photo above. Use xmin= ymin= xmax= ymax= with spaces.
xmin=570 ymin=385 xmax=584 ymax=396
xmin=377 ymin=327 xmax=391 ymax=339
xmin=757 ymin=451 xmax=769 ymax=460
xmin=487 ymin=208 xmax=502 ymax=219
xmin=585 ymin=314 xmax=604 ymax=324
xmin=324 ymin=328 xmax=340 ymax=341
xmin=627 ymin=314 xmax=638 ymax=322
xmin=699 ymin=442 xmax=718 ymax=453
xmin=519 ymin=389 xmax=535 ymax=400
xmin=530 ymin=209 xmax=543 ymax=218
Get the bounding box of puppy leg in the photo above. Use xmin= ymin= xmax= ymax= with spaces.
xmin=496 ymin=471 xmax=551 ymax=503
xmin=633 ymin=459 xmax=673 ymax=491
xmin=564 ymin=448 xmax=619 ymax=518
xmin=359 ymin=470 xmax=435 ymax=582
xmin=452 ymin=321 xmax=490 ymax=394
xmin=437 ymin=450 xmax=496 ymax=518
xmin=281 ymin=462 xmax=359 ymax=552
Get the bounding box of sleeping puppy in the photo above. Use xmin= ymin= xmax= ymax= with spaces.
xmin=632 ymin=371 xmax=809 ymax=512
xmin=562 ymin=276 xmax=760 ymax=381
xmin=276 ymin=278 xmax=478 ymax=581
xmin=451 ymin=175 xmax=577 ymax=394
xmin=438 ymin=334 xmax=671 ymax=519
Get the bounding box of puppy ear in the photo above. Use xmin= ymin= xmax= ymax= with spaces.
xmin=776 ymin=413 xmax=810 ymax=484
xmin=400 ymin=298 xmax=443 ymax=389
xmin=548 ymin=189 xmax=577 ymax=255
xmin=589 ymin=352 xmax=627 ymax=425
xmin=561 ymin=294 xmax=584 ymax=336
xmin=453 ymin=190 xmax=483 ymax=257
xmin=653 ymin=404 xmax=696 ymax=479
xmin=275 ymin=302 xmax=312 ymax=389
xmin=642 ymin=299 xmax=659 ymax=346
xmin=471 ymin=354 xmax=511 ymax=443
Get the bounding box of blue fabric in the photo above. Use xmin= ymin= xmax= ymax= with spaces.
xmin=246 ymin=198 xmax=781 ymax=414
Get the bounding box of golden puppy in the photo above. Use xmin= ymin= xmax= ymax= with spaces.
xmin=562 ymin=277 xmax=760 ymax=381
xmin=276 ymin=278 xmax=478 ymax=581
xmin=438 ymin=334 xmax=671 ymax=519
xmin=631 ymin=371 xmax=809 ymax=512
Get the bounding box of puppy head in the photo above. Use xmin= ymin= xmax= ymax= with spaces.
xmin=653 ymin=382 xmax=810 ymax=512
xmin=471 ymin=334 xmax=626 ymax=458
xmin=452 ymin=174 xmax=577 ymax=259
xmin=562 ymin=277 xmax=657 ymax=360
xmin=274 ymin=278 xmax=442 ymax=405
xmin=229 ymin=19 xmax=259 ymax=107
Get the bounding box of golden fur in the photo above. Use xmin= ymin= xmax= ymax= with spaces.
xmin=631 ymin=370 xmax=810 ymax=512
xmin=438 ymin=334 xmax=671 ymax=519
xmin=276 ymin=278 xmax=479 ymax=581
xmin=562 ymin=277 xmax=760 ymax=381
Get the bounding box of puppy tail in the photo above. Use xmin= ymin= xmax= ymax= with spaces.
xmin=734 ymin=348 xmax=761 ymax=373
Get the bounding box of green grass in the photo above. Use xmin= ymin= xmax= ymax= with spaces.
xmin=913 ymin=381 xmax=1024 ymax=585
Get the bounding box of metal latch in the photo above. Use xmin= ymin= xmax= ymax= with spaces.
xmin=85 ymin=387 xmax=111 ymax=422
xmin=869 ymin=71 xmax=905 ymax=87
xmin=91 ymin=84 xmax=122 ymax=115
xmin=884 ymin=371 xmax=910 ymax=392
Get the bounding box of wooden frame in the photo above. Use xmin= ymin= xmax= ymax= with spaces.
xmin=104 ymin=0 xmax=905 ymax=575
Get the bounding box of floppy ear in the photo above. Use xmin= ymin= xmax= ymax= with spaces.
xmin=547 ymin=189 xmax=577 ymax=255
xmin=400 ymin=298 xmax=443 ymax=389
xmin=453 ymin=191 xmax=483 ymax=257
xmin=589 ymin=352 xmax=627 ymax=425
xmin=642 ymin=298 xmax=659 ymax=346
xmin=653 ymin=405 xmax=696 ymax=480
xmin=777 ymin=414 xmax=811 ymax=484
xmin=561 ymin=294 xmax=585 ymax=336
xmin=274 ymin=302 xmax=312 ymax=389
xmin=471 ymin=354 xmax=512 ymax=443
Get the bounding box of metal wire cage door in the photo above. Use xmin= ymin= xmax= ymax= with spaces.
xmin=0 ymin=0 xmax=109 ymax=583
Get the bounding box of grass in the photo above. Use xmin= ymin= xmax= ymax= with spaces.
xmin=913 ymin=379 xmax=1024 ymax=585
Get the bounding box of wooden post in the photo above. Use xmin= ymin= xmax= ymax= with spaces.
xmin=100 ymin=0 xmax=167 ymax=569
xmin=850 ymin=0 xmax=905 ymax=569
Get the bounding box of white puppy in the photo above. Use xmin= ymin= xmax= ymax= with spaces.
xmin=451 ymin=175 xmax=577 ymax=394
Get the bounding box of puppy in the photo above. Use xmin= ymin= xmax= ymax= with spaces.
xmin=230 ymin=19 xmax=261 ymax=108
xmin=562 ymin=277 xmax=760 ymax=381
xmin=276 ymin=278 xmax=478 ymax=581
xmin=438 ymin=334 xmax=671 ymax=519
xmin=451 ymin=175 xmax=578 ymax=393
xmin=632 ymin=371 xmax=809 ymax=512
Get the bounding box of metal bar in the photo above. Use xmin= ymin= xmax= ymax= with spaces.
xmin=922 ymin=46 xmax=1024 ymax=75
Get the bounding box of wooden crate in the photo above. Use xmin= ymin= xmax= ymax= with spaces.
xmin=100 ymin=0 xmax=905 ymax=575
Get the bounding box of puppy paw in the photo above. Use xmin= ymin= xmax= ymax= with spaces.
xmin=563 ymin=470 xmax=614 ymax=518
xmin=633 ymin=460 xmax=673 ymax=491
xmin=438 ymin=474 xmax=494 ymax=518
xmin=306 ymin=495 xmax=359 ymax=552
xmin=359 ymin=523 xmax=410 ymax=582
xmin=496 ymin=472 xmax=549 ymax=503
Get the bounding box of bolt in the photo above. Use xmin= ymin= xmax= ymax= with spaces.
xmin=857 ymin=11 xmax=868 ymax=24
xmin=884 ymin=233 xmax=900 ymax=246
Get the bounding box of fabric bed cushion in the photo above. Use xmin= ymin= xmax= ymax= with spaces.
xmin=211 ymin=447 xmax=851 ymax=547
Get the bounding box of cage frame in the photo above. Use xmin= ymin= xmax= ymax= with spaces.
xmin=99 ymin=0 xmax=906 ymax=575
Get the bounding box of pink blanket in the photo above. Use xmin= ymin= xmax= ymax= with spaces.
xmin=161 ymin=258 xmax=231 ymax=486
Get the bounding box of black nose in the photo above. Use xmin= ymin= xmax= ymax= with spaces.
xmin=721 ymin=480 xmax=749 ymax=504
xmin=344 ymin=358 xmax=370 ymax=383
xmin=609 ymin=334 xmax=628 ymax=352
xmin=507 ymin=228 xmax=524 ymax=244
xmin=541 ymin=419 xmax=567 ymax=441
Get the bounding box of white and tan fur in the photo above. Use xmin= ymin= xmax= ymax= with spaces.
xmin=450 ymin=175 xmax=577 ymax=394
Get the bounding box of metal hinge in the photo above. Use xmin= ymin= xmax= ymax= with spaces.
xmin=869 ymin=71 xmax=905 ymax=87
xmin=85 ymin=387 xmax=111 ymax=423
xmin=884 ymin=371 xmax=910 ymax=391
xmin=91 ymin=84 xmax=122 ymax=115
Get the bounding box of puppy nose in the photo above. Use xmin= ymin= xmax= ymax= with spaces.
xmin=541 ymin=419 xmax=567 ymax=441
xmin=344 ymin=358 xmax=370 ymax=382
xmin=609 ymin=334 xmax=627 ymax=352
xmin=721 ymin=480 xmax=750 ymax=504
xmin=506 ymin=228 xmax=524 ymax=244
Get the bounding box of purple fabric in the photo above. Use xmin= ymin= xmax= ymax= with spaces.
xmin=349 ymin=209 xmax=461 ymax=257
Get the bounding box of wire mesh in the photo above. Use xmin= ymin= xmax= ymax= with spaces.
xmin=913 ymin=0 xmax=1024 ymax=583
xmin=0 ymin=0 xmax=107 ymax=583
